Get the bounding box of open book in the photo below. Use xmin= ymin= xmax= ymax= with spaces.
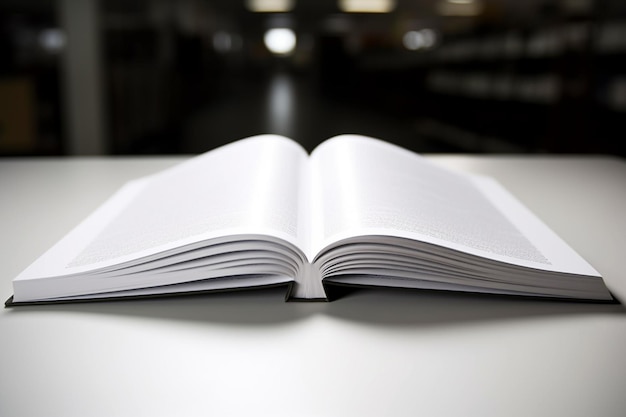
xmin=6 ymin=135 xmax=614 ymax=306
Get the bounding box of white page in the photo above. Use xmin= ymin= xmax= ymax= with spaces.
xmin=44 ymin=274 xmax=295 ymax=301
xmin=16 ymin=135 xmax=308 ymax=284
xmin=309 ymin=135 xmax=599 ymax=277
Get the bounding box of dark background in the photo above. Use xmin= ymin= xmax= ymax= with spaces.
xmin=1 ymin=0 xmax=625 ymax=156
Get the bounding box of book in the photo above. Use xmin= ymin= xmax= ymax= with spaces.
xmin=5 ymin=134 xmax=615 ymax=306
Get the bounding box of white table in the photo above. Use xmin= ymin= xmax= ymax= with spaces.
xmin=1 ymin=154 xmax=625 ymax=417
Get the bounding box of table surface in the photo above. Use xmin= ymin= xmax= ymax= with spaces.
xmin=1 ymin=154 xmax=625 ymax=417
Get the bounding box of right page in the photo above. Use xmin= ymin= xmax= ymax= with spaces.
xmin=309 ymin=135 xmax=610 ymax=299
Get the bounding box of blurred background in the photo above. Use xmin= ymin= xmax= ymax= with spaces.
xmin=1 ymin=0 xmax=625 ymax=156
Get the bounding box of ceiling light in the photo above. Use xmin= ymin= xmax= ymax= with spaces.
xmin=246 ymin=0 xmax=294 ymax=13
xmin=264 ymin=28 xmax=297 ymax=55
xmin=338 ymin=0 xmax=396 ymax=13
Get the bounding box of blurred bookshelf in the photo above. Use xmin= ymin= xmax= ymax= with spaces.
xmin=1 ymin=0 xmax=625 ymax=156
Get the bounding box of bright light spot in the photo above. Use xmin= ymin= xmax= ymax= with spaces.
xmin=403 ymin=29 xmax=437 ymax=51
xmin=448 ymin=0 xmax=475 ymax=3
xmin=339 ymin=0 xmax=396 ymax=13
xmin=39 ymin=28 xmax=66 ymax=53
xmin=246 ymin=0 xmax=294 ymax=12
xmin=264 ymin=28 xmax=297 ymax=55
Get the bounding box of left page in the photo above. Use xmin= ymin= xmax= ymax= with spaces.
xmin=12 ymin=135 xmax=309 ymax=302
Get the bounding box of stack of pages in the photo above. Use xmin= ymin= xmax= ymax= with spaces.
xmin=6 ymin=135 xmax=614 ymax=305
